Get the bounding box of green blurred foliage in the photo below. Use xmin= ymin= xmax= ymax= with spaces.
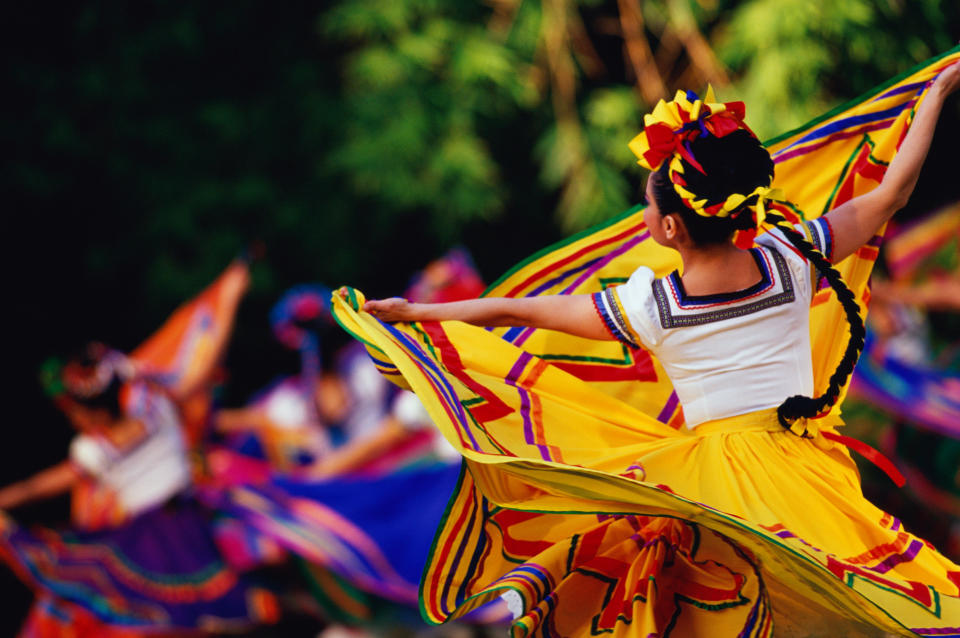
xmin=716 ymin=0 xmax=960 ymax=139
xmin=321 ymin=0 xmax=538 ymax=239
xmin=536 ymin=86 xmax=641 ymax=228
xmin=4 ymin=0 xmax=957 ymax=375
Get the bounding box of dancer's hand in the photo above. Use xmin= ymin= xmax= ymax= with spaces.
xmin=364 ymin=297 xmax=418 ymax=323
xmin=823 ymin=59 xmax=959 ymax=263
xmin=930 ymin=61 xmax=960 ymax=97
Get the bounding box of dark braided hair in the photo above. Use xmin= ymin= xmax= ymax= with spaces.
xmin=762 ymin=212 xmax=866 ymax=430
xmin=650 ymin=130 xmax=867 ymax=432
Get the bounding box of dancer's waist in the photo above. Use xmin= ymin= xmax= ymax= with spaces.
xmin=690 ymin=408 xmax=840 ymax=437
xmin=691 ymin=408 xmax=905 ymax=487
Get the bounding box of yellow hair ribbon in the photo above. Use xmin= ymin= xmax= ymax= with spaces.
xmin=749 ymin=186 xmax=785 ymax=227
xmin=628 ymin=86 xmax=749 ymax=171
xmin=667 ymin=152 xmax=783 ymax=222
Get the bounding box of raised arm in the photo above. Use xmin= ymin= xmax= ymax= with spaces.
xmin=825 ymin=62 xmax=960 ymax=263
xmin=363 ymin=294 xmax=615 ymax=342
xmin=0 ymin=461 xmax=80 ymax=511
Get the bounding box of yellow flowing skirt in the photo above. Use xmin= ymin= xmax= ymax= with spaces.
xmin=332 ymin=298 xmax=959 ymax=636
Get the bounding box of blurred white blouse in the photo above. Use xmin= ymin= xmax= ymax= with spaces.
xmin=70 ymin=384 xmax=191 ymax=516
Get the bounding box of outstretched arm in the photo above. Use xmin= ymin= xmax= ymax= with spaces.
xmin=0 ymin=461 xmax=80 ymax=511
xmin=214 ymin=407 xmax=271 ymax=433
xmin=363 ymin=294 xmax=614 ymax=341
xmin=306 ymin=417 xmax=410 ymax=479
xmin=825 ymin=62 xmax=960 ymax=263
xmin=871 ymin=276 xmax=960 ymax=312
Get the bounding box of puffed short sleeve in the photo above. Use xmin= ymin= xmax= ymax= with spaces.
xmin=755 ymin=217 xmax=835 ymax=302
xmin=591 ymin=266 xmax=661 ymax=349
xmin=264 ymin=386 xmax=310 ymax=430
xmin=391 ymin=391 xmax=432 ymax=432
xmin=69 ymin=434 xmax=109 ymax=478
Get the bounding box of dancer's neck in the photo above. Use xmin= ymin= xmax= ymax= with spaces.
xmin=676 ymin=243 xmax=761 ymax=297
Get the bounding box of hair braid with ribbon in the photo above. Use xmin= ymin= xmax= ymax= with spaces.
xmin=630 ymin=88 xmax=866 ymax=434
xmin=762 ymin=211 xmax=866 ymax=430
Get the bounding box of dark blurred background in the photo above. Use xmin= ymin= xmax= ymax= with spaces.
xmin=2 ymin=1 xmax=958 ymax=633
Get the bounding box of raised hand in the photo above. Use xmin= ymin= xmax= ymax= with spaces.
xmin=931 ymin=60 xmax=960 ymax=97
xmin=822 ymin=58 xmax=959 ymax=263
xmin=363 ymin=297 xmax=419 ymax=323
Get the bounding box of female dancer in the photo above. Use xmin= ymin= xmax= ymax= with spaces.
xmin=209 ymin=273 xmax=494 ymax=629
xmin=341 ymin=60 xmax=960 ymax=636
xmin=0 ymin=344 xmax=278 ymax=633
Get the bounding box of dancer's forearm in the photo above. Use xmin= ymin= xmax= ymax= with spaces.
xmin=363 ymin=294 xmax=614 ymax=341
xmin=307 ymin=419 xmax=409 ymax=478
xmin=0 ymin=462 xmax=79 ymax=510
xmin=875 ymin=84 xmax=945 ymax=204
xmin=373 ymin=297 xmax=543 ymax=327
xmin=825 ymin=63 xmax=958 ymax=262
xmin=214 ymin=408 xmax=269 ymax=432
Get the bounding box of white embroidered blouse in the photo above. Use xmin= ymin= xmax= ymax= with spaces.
xmin=69 ymin=383 xmax=191 ymax=515
xmin=592 ymin=218 xmax=834 ymax=428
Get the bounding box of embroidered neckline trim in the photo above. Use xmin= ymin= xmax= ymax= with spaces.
xmin=666 ymin=248 xmax=774 ymax=308
xmin=653 ymin=248 xmax=796 ymax=329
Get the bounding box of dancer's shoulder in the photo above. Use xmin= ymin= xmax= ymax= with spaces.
xmin=593 ymin=266 xmax=660 ymax=349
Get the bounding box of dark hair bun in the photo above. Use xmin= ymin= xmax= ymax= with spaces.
xmin=652 ymin=130 xmax=774 ymax=245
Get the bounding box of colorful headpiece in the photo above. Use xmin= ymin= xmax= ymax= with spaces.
xmin=628 ymin=88 xmax=798 ymax=247
xmin=628 ymin=87 xmax=751 ymax=173
xmin=270 ymin=284 xmax=333 ymax=388
xmin=42 ymin=343 xmax=135 ymax=400
xmin=404 ymin=248 xmax=486 ymax=304
xmin=270 ymin=284 xmax=333 ymax=352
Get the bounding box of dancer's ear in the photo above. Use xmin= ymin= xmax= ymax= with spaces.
xmin=663 ymin=213 xmax=685 ymax=244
